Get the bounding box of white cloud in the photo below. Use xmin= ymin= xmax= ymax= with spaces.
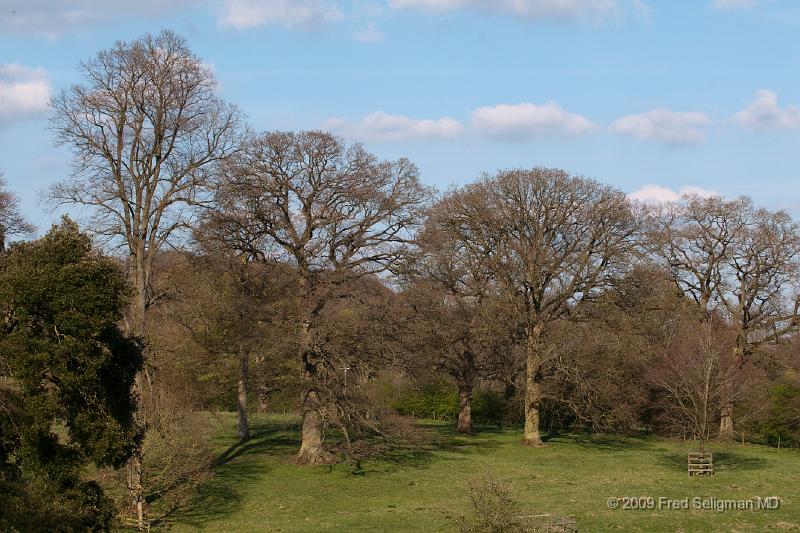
xmin=628 ymin=185 xmax=719 ymax=203
xmin=471 ymin=102 xmax=596 ymax=138
xmin=324 ymin=112 xmax=464 ymax=142
xmin=734 ymin=90 xmax=800 ymax=131
xmin=0 ymin=0 xmax=192 ymax=35
xmin=220 ymin=0 xmax=343 ymax=29
xmin=711 ymin=0 xmax=758 ymax=10
xmin=0 ymin=64 xmax=51 ymax=126
xmin=610 ymin=107 xmax=711 ymax=145
xmin=389 ymin=0 xmax=622 ymax=22
xmin=1 ymin=0 xmax=347 ymax=33
xmin=0 ymin=0 xmax=631 ymax=35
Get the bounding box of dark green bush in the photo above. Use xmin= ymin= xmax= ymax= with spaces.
xmin=472 ymin=390 xmax=516 ymax=425
xmin=392 ymin=380 xmax=458 ymax=420
xmin=758 ymin=383 xmax=800 ymax=448
xmin=392 ymin=382 xmax=522 ymax=425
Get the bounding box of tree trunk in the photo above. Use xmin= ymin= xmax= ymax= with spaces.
xmin=523 ymin=324 xmax=545 ymax=447
xmin=294 ymin=319 xmax=334 ymax=464
xmin=457 ymin=379 xmax=474 ymax=434
xmin=719 ymin=340 xmax=744 ymax=441
xmin=128 ymin=252 xmax=148 ymax=528
xmin=132 ymin=248 xmax=148 ymax=329
xmin=718 ymin=402 xmax=734 ymax=440
xmin=127 ymin=447 xmax=144 ymax=529
xmin=523 ymin=378 xmax=545 ymax=446
xmin=295 ymin=387 xmax=333 ymax=464
xmin=127 ymin=371 xmax=146 ymax=529
xmin=236 ymin=347 xmax=250 ymax=441
xmin=456 ymin=350 xmax=476 ymax=434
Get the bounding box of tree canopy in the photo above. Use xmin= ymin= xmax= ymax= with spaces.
xmin=0 ymin=219 xmax=142 ymax=531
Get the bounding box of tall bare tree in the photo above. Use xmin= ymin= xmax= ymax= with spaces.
xmin=0 ymin=172 xmax=35 ymax=251
xmin=645 ymin=196 xmax=800 ymax=439
xmin=644 ymin=195 xmax=748 ymax=316
xmin=400 ymin=208 xmax=515 ymax=433
xmin=47 ymin=30 xmax=240 ymax=527
xmin=717 ymin=206 xmax=800 ymax=438
xmin=212 ymin=130 xmax=431 ymax=463
xmin=643 ymin=195 xmax=744 ymax=439
xmin=436 ymin=168 xmax=636 ymax=446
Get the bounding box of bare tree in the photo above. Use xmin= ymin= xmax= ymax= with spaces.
xmin=0 ymin=172 xmax=35 ymax=251
xmin=650 ymin=320 xmax=739 ymax=453
xmin=400 ymin=213 xmax=515 ymax=434
xmin=645 ymin=196 xmax=800 ymax=439
xmin=552 ymin=265 xmax=692 ymax=433
xmin=644 ymin=196 xmax=747 ymax=316
xmin=47 ymin=30 xmax=241 ymax=527
xmin=718 ymin=206 xmax=800 ymax=438
xmin=308 ymin=275 xmax=428 ymax=467
xmin=644 ymin=195 xmax=740 ymax=439
xmin=436 ymin=168 xmax=636 ymax=446
xmin=157 ymin=250 xmax=286 ymax=441
xmin=212 ymin=130 xmax=431 ymax=464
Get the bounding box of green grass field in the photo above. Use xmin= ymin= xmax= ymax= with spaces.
xmin=163 ymin=414 xmax=800 ymax=532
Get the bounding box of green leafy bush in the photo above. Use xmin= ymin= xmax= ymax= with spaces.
xmin=392 ymin=380 xmax=458 ymax=420
xmin=392 ymin=381 xmax=521 ymax=425
xmin=758 ymin=383 xmax=800 ymax=447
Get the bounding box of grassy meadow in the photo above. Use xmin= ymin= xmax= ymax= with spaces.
xmin=160 ymin=414 xmax=800 ymax=532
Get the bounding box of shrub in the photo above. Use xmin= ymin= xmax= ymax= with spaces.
xmin=392 ymin=380 xmax=459 ymax=420
xmin=758 ymin=383 xmax=800 ymax=447
xmin=393 ymin=383 xmax=524 ymax=426
xmin=451 ymin=473 xmax=523 ymax=533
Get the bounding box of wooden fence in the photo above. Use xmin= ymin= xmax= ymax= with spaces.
xmin=688 ymin=452 xmax=714 ymax=476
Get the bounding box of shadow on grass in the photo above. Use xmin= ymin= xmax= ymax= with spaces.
xmin=344 ymin=423 xmax=508 ymax=475
xmin=165 ymin=420 xmax=613 ymax=527
xmin=659 ymin=451 xmax=771 ymax=472
xmin=163 ymin=418 xmax=505 ymax=526
xmin=160 ymin=420 xmax=301 ymax=528
xmin=215 ymin=424 xmax=301 ymax=466
xmin=543 ymin=431 xmax=654 ymax=452
xmin=158 ymin=459 xmax=266 ymax=528
xmin=710 ymin=451 xmax=771 ymax=471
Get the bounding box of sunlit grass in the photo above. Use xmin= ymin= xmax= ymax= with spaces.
xmin=164 ymin=414 xmax=800 ymax=532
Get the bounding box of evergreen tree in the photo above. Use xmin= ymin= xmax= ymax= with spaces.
xmin=0 ymin=219 xmax=142 ymax=532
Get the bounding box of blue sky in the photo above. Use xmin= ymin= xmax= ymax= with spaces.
xmin=1 ymin=0 xmax=800 ymax=232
